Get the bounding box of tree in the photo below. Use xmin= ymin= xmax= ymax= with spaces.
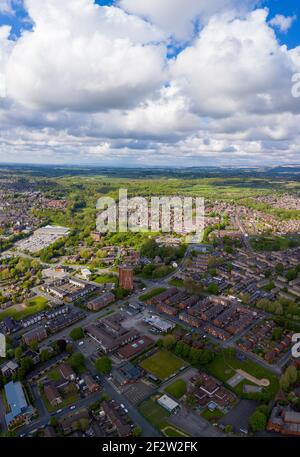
xmin=15 ymin=347 xmax=23 ymax=361
xmin=249 ymin=410 xmax=267 ymax=432
xmin=132 ymin=427 xmax=142 ymax=437
xmin=279 ymin=372 xmax=290 ymax=391
xmin=286 ymin=365 xmax=298 ymax=385
xmin=225 ymin=425 xmax=233 ymax=433
xmin=95 ymin=356 xmax=112 ymax=375
xmin=79 ymin=418 xmax=89 ymax=431
xmin=162 ymin=335 xmax=176 ymax=350
xmin=49 ymin=417 xmax=58 ymax=427
xmin=29 ymin=341 xmax=39 ymax=352
xmin=40 ymin=349 xmax=51 ymax=363
xmin=272 ymin=328 xmax=282 ymax=341
xmin=207 ymin=283 xmax=219 ymax=295
xmin=69 ymin=327 xmax=84 ymax=341
xmin=186 ymin=394 xmax=198 ymax=408
xmin=287 ymin=391 xmax=298 ymax=405
xmin=69 ymin=352 xmax=85 ymax=374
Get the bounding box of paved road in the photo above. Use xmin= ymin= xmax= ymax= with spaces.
xmin=16 ymin=390 xmax=102 ymax=436
xmin=16 ymin=349 xmax=161 ymax=437
xmin=84 ymin=357 xmax=161 ymax=437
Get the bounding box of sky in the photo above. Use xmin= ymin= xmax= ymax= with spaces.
xmin=0 ymin=0 xmax=300 ymax=167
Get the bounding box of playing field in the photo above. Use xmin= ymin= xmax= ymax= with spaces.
xmin=140 ymin=350 xmax=186 ymax=380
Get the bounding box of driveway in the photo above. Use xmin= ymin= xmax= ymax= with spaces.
xmin=219 ymin=399 xmax=258 ymax=433
xmin=169 ymin=406 xmax=225 ymax=437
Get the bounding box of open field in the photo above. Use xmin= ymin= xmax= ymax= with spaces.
xmin=139 ymin=288 xmax=166 ymax=302
xmin=165 ymin=379 xmax=187 ymax=399
xmin=0 ymin=297 xmax=48 ymax=321
xmin=138 ymin=398 xmax=170 ymax=430
xmin=91 ymin=275 xmax=117 ymax=284
xmin=140 ymin=350 xmax=186 ymax=381
xmin=206 ymin=350 xmax=279 ymax=398
xmin=138 ymin=397 xmax=190 ymax=437
xmin=162 ymin=425 xmax=190 ymax=437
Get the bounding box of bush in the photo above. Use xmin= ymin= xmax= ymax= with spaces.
xmin=249 ymin=410 xmax=267 ymax=432
xmin=69 ymin=327 xmax=84 ymax=341
xmin=95 ymin=356 xmax=112 ymax=375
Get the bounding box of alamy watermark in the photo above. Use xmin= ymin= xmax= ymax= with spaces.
xmin=0 ymin=333 xmax=5 ymax=358
xmin=292 ymin=333 xmax=300 ymax=359
xmin=291 ymin=73 xmax=300 ymax=98
xmin=96 ymin=189 xmax=204 ymax=242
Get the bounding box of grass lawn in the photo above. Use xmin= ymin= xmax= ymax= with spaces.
xmin=168 ymin=279 xmax=184 ymax=287
xmin=140 ymin=350 xmax=186 ymax=381
xmin=201 ymin=408 xmax=224 ymax=421
xmin=41 ymin=391 xmax=79 ymax=413
xmin=0 ymin=297 xmax=48 ymax=322
xmin=138 ymin=398 xmax=190 ymax=437
xmin=206 ymin=350 xmax=279 ymax=398
xmin=92 ymin=275 xmax=117 ymax=284
xmin=47 ymin=369 xmax=61 ymax=382
xmin=139 ymin=288 xmax=166 ymax=302
xmin=162 ymin=425 xmax=190 ymax=437
xmin=165 ymin=379 xmax=187 ymax=399
xmin=138 ymin=398 xmax=170 ymax=430
xmin=28 ymin=296 xmax=48 ymax=307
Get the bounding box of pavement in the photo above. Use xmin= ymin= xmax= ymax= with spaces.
xmin=168 ymin=406 xmax=225 ymax=437
xmin=219 ymin=399 xmax=258 ymax=434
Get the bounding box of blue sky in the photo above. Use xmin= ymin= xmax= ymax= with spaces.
xmin=0 ymin=0 xmax=300 ymax=166
xmin=1 ymin=0 xmax=299 ymax=47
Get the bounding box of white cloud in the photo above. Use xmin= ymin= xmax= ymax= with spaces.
xmin=0 ymin=1 xmax=300 ymax=166
xmin=269 ymin=14 xmax=296 ymax=34
xmin=0 ymin=0 xmax=14 ymax=14
xmin=119 ymin=0 xmax=257 ymax=41
xmin=5 ymin=0 xmax=167 ymax=111
xmin=0 ymin=26 xmax=14 ymax=97
xmin=172 ymin=9 xmax=300 ymax=117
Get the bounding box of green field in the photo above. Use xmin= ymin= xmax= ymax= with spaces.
xmin=206 ymin=350 xmax=279 ymax=398
xmin=165 ymin=379 xmax=187 ymax=399
xmin=139 ymin=288 xmax=166 ymax=302
xmin=0 ymin=296 xmax=48 ymax=322
xmin=138 ymin=398 xmax=170 ymax=430
xmin=92 ymin=275 xmax=117 ymax=284
xmin=168 ymin=279 xmax=184 ymax=287
xmin=250 ymin=235 xmax=300 ymax=252
xmin=138 ymin=397 xmax=189 ymax=437
xmin=47 ymin=368 xmax=61 ymax=382
xmin=28 ymin=296 xmax=48 ymax=307
xmin=162 ymin=425 xmax=190 ymax=437
xmin=140 ymin=350 xmax=186 ymax=381
xmin=201 ymin=408 xmax=224 ymax=421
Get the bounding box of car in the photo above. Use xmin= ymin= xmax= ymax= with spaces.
xmin=124 ymin=408 xmax=128 ymax=413
xmin=70 ymin=405 xmax=76 ymax=410
xmin=120 ymin=404 xmax=125 ymax=409
xmin=56 ymin=409 xmax=63 ymax=413
xmin=78 ymin=341 xmax=84 ymax=346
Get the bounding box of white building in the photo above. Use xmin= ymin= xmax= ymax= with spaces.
xmin=157 ymin=394 xmax=180 ymax=413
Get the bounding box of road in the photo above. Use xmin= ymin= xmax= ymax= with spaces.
xmin=16 ymin=355 xmax=161 ymax=437
xmin=16 ymin=390 xmax=102 ymax=436
xmin=234 ymin=210 xmax=253 ymax=252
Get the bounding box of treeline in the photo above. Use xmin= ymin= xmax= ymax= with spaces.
xmin=157 ymin=335 xmax=215 ymax=366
